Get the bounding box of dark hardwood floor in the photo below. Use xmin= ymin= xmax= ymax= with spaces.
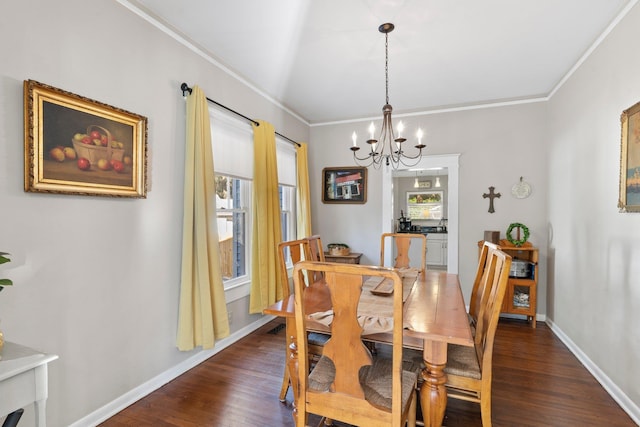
xmin=100 ymin=318 xmax=636 ymax=427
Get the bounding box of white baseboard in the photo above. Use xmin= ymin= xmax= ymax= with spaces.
xmin=546 ymin=319 xmax=640 ymax=425
xmin=69 ymin=315 xmax=276 ymax=427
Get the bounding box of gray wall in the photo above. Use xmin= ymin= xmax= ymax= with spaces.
xmin=0 ymin=1 xmax=308 ymax=426
xmin=546 ymin=2 xmax=640 ymax=410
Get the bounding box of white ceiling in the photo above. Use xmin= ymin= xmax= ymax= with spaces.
xmin=122 ymin=0 xmax=633 ymax=124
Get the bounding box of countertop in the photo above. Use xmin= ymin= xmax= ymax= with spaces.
xmin=398 ymin=228 xmax=448 ymax=235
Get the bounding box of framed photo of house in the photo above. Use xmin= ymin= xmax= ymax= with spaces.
xmin=322 ymin=167 xmax=367 ymax=204
xmin=406 ymin=190 xmax=443 ymax=220
xmin=619 ymin=101 xmax=640 ymax=212
xmin=24 ymin=80 xmax=148 ymax=198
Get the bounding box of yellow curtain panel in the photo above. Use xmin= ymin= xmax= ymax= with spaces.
xmin=177 ymin=85 xmax=229 ymax=351
xmin=296 ymin=142 xmax=312 ymax=238
xmin=249 ymin=120 xmax=283 ymax=313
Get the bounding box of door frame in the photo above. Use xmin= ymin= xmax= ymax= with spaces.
xmin=381 ymin=153 xmax=460 ymax=273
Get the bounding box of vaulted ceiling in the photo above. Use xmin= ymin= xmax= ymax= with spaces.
xmin=123 ymin=0 xmax=633 ymax=124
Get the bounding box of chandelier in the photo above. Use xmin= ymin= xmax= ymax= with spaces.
xmin=350 ymin=23 xmax=426 ymax=169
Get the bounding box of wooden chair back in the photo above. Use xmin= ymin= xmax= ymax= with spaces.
xmin=291 ymin=261 xmax=417 ymax=427
xmin=304 ymin=235 xmax=325 ymax=283
xmin=380 ymin=233 xmax=427 ymax=272
xmin=277 ymin=239 xmax=309 ymax=300
xmin=445 ymin=249 xmax=511 ymax=427
xmin=304 ymin=234 xmax=326 ymax=262
xmin=469 ymin=241 xmax=500 ymax=331
xmin=474 ymin=249 xmax=510 ymax=363
xmin=276 ymin=239 xmax=331 ymax=402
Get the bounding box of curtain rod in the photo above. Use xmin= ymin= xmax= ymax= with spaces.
xmin=180 ymin=83 xmax=301 ymax=147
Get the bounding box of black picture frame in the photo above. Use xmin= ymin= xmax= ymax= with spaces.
xmin=322 ymin=167 xmax=367 ymax=204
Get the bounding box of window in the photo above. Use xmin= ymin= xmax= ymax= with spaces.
xmin=280 ymin=184 xmax=295 ymax=243
xmin=215 ymin=175 xmax=250 ymax=283
xmin=279 ymin=184 xmax=296 ymax=266
xmin=209 ymin=106 xmax=297 ymax=291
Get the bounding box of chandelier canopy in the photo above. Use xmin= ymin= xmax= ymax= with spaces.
xmin=350 ymin=23 xmax=426 ymax=169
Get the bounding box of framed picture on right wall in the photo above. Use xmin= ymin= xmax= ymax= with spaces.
xmin=619 ymin=101 xmax=640 ymax=212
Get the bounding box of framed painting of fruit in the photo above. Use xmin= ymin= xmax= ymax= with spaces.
xmin=23 ymin=80 xmax=148 ymax=198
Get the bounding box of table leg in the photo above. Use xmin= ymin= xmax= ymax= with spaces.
xmin=34 ymin=400 xmax=47 ymax=427
xmin=287 ymin=334 xmax=301 ymax=426
xmin=420 ymin=340 xmax=448 ymax=427
xmin=279 ymin=318 xmax=295 ymax=402
xmin=34 ymin=364 xmax=50 ymax=427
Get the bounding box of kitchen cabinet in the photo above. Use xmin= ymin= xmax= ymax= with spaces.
xmin=478 ymin=240 xmax=538 ymax=328
xmin=426 ymin=233 xmax=447 ymax=266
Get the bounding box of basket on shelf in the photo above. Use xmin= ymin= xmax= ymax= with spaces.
xmin=327 ymin=243 xmax=350 ymax=256
xmin=72 ymin=125 xmax=125 ymax=164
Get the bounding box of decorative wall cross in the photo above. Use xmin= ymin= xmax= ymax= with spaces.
xmin=483 ymin=186 xmax=501 ymax=213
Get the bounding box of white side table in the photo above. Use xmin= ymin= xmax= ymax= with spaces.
xmin=0 ymin=342 xmax=58 ymax=427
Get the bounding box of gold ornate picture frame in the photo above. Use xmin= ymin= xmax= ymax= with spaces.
xmin=619 ymin=101 xmax=640 ymax=212
xmin=24 ymin=80 xmax=148 ymax=198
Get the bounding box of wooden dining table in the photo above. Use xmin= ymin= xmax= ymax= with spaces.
xmin=264 ymin=268 xmax=473 ymax=427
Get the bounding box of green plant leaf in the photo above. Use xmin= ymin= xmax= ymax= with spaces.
xmin=0 ymin=252 xmax=10 ymax=265
xmin=0 ymin=278 xmax=12 ymax=286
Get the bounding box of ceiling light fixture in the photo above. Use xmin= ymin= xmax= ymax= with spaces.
xmin=414 ymin=171 xmax=420 ymax=188
xmin=350 ymin=23 xmax=426 ymax=169
xmin=435 ymin=176 xmax=441 ymax=188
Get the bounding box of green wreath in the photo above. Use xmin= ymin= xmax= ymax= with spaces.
xmin=506 ymin=223 xmax=530 ymax=246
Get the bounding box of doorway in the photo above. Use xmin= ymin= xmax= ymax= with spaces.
xmin=382 ymin=154 xmax=460 ymax=273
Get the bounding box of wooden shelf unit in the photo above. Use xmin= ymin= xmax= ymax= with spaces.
xmin=478 ymin=240 xmax=538 ymax=328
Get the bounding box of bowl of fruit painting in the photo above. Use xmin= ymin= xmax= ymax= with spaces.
xmin=23 ymin=80 xmax=148 ymax=198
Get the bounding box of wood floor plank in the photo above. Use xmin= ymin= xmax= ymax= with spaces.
xmin=100 ymin=318 xmax=636 ymax=427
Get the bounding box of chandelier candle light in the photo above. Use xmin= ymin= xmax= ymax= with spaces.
xmin=351 ymin=23 xmax=426 ymax=169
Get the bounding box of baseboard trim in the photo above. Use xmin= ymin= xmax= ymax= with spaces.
xmin=546 ymin=318 xmax=640 ymax=425
xmin=70 ymin=315 xmax=276 ymax=427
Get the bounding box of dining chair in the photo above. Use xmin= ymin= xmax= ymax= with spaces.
xmin=304 ymin=234 xmax=326 ymax=285
xmin=380 ymin=232 xmax=427 ymax=272
xmin=276 ymin=239 xmax=329 ymax=402
xmin=291 ymin=261 xmax=418 ymax=427
xmin=468 ymin=241 xmax=500 ymax=334
xmin=304 ymin=234 xmax=326 ymax=262
xmin=443 ymin=248 xmax=512 ymax=427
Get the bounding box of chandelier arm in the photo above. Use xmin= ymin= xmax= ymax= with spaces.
xmin=397 ymin=155 xmax=426 ymax=168
xmin=395 ymin=147 xmax=425 ymax=160
xmin=352 ymin=152 xmax=384 ymax=168
xmin=352 ymin=151 xmax=377 ymax=162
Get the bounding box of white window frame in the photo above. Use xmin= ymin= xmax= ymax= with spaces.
xmin=209 ymin=107 xmax=297 ymax=300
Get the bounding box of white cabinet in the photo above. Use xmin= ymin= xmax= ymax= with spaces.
xmin=426 ymin=233 xmax=447 ymax=266
xmin=0 ymin=342 xmax=58 ymax=427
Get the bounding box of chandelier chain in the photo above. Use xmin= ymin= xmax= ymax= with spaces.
xmin=385 ymin=33 xmax=390 ymax=105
